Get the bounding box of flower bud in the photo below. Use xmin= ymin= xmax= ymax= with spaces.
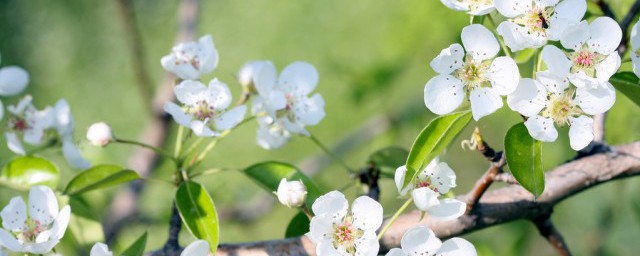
xmin=276 ymin=178 xmax=307 ymax=208
xmin=86 ymin=122 xmax=112 ymax=146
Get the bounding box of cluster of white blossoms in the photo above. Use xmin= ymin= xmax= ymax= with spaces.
xmin=0 ymin=186 xmax=70 ymax=254
xmin=431 ymin=0 xmax=622 ymax=150
xmin=238 ymin=61 xmax=326 ymax=149
xmin=90 ymin=240 xmax=210 ymax=256
xmin=162 ymin=35 xmax=247 ymax=137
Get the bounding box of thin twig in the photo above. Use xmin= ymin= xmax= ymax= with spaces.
xmin=617 ymin=0 xmax=640 ymax=55
xmin=464 ymin=128 xmax=506 ymax=212
xmin=594 ymin=0 xmax=616 ymax=21
xmin=493 ymin=173 xmax=519 ymax=184
xmin=532 ymin=212 xmax=572 ymax=256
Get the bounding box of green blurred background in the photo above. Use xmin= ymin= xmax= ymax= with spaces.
xmin=1 ymin=0 xmax=640 ymax=255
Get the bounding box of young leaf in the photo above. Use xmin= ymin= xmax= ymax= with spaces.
xmin=0 ymin=156 xmax=59 ymax=190
xmin=244 ymin=161 xmax=322 ymax=208
xmin=64 ymin=165 xmax=139 ymax=196
xmin=176 ymin=181 xmax=219 ymax=254
xmin=610 ymin=72 xmax=640 ymax=108
xmin=121 ymin=231 xmax=148 ymax=256
xmin=285 ymin=211 xmax=310 ymax=238
xmin=513 ymin=48 xmax=537 ymax=64
xmin=504 ymin=123 xmax=545 ymax=197
xmin=404 ymin=111 xmax=472 ymax=189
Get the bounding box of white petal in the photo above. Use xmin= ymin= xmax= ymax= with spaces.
xmin=575 ymin=83 xmax=616 ymax=115
xmin=90 ymin=242 xmax=113 ymax=256
xmin=568 ymin=116 xmax=594 ymax=150
xmin=486 ymin=56 xmax=519 ymax=95
xmin=8 ymin=95 xmax=33 ymax=115
xmin=312 ymin=191 xmax=348 ymax=220
xmin=190 ymin=120 xmax=217 ymax=137
xmin=524 ymin=115 xmax=558 ymax=142
xmin=354 ymin=231 xmax=379 ymax=256
xmin=62 ymin=139 xmax=91 ymax=169
xmin=1 ymin=197 xmax=27 ymax=231
xmin=437 ymin=237 xmax=477 ymax=256
xmin=537 ymin=0 xmax=559 ymax=6
xmin=197 ymin=35 xmax=219 ymax=75
xmin=316 ymin=240 xmax=340 ymax=256
xmin=29 ymin=186 xmax=59 ymax=225
xmin=461 ymin=24 xmax=500 ymax=61
xmin=214 ymin=105 xmax=246 ymax=131
xmin=430 ymin=163 xmax=457 ymax=194
xmin=468 ymin=5 xmax=495 ymax=16
xmin=394 ymin=165 xmax=411 ymax=196
xmin=253 ymin=61 xmax=278 ymax=96
xmin=548 ymin=0 xmax=586 ymax=40
xmin=164 ymin=102 xmax=192 ymax=127
xmin=281 ymin=118 xmax=310 ymax=136
xmin=494 ymin=0 xmax=530 ymax=18
xmin=293 ymin=93 xmax=325 ymax=126
xmin=439 ymin=0 xmax=469 ymax=12
xmin=541 ymin=45 xmax=571 ymax=78
xmin=496 ymin=22 xmax=544 ymax=52
xmin=560 ymin=21 xmax=589 ymax=51
xmin=469 ymin=87 xmax=503 ymax=121
xmin=411 ymin=187 xmax=440 ymax=211
xmin=426 ymin=198 xmax=466 ymax=221
xmin=568 ymin=71 xmax=599 ymax=89
xmin=207 ymin=78 xmax=232 ymax=110
xmin=401 ymin=226 xmax=443 ymax=256
xmin=256 ymin=123 xmax=290 ymax=150
xmin=424 ymin=75 xmax=464 ymax=115
xmin=633 ymin=19 xmax=640 ymax=51
xmin=53 ymin=99 xmax=73 ymax=136
xmin=633 ymin=52 xmax=640 ymax=78
xmin=174 ymin=80 xmax=208 ymax=106
xmin=0 ymin=229 xmax=22 ymax=252
xmin=536 ymin=70 xmax=569 ymax=95
xmin=181 ymin=240 xmax=210 ymax=256
xmin=386 ymin=248 xmax=407 ymax=256
xmin=507 ymin=78 xmax=546 ymax=117
xmin=308 ymin=214 xmax=335 ymax=243
xmin=278 ymin=61 xmax=319 ymax=96
xmin=430 ymin=44 xmax=465 ymax=75
xmin=351 ymin=196 xmax=383 ymax=231
xmin=587 ymin=17 xmax=622 ymax=55
xmin=418 ymin=158 xmax=440 ymax=181
xmin=5 ymin=132 xmax=25 ymax=155
xmin=595 ymin=53 xmax=620 ymax=83
xmin=50 ymin=205 xmax=70 ymax=240
xmin=0 ymin=66 xmax=29 ymax=96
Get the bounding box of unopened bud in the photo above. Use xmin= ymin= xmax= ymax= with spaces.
xmin=276 ymin=178 xmax=307 ymax=208
xmin=86 ymin=122 xmax=112 ymax=147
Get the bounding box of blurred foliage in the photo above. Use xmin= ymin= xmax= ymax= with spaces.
xmin=0 ymin=0 xmax=639 ymax=255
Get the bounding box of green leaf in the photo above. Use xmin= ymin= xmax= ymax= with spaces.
xmin=404 ymin=111 xmax=472 ymax=189
xmin=64 ymin=165 xmax=139 ymax=196
xmin=285 ymin=211 xmax=310 ymax=238
xmin=513 ymin=48 xmax=537 ymax=64
xmin=610 ymin=72 xmax=640 ymax=108
xmin=504 ymin=123 xmax=545 ymax=197
xmin=176 ymin=181 xmax=219 ymax=254
xmin=0 ymin=156 xmax=59 ymax=190
xmin=244 ymin=161 xmax=322 ymax=208
xmin=68 ymin=197 xmax=104 ymax=246
xmin=368 ymin=147 xmax=409 ymax=169
xmin=121 ymin=231 xmax=148 ymax=256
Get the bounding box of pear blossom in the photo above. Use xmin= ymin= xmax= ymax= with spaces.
xmin=632 ymin=19 xmax=640 ymax=78
xmin=90 ymin=242 xmax=112 ymax=256
xmin=86 ymin=122 xmax=113 ymax=147
xmin=0 ymin=186 xmax=71 ymax=254
xmin=89 ymin=240 xmax=210 ymax=256
xmin=276 ymin=178 xmax=308 ymax=208
xmin=4 ymin=95 xmax=54 ymax=155
xmin=507 ymin=71 xmax=615 ymax=150
xmin=395 ymin=159 xmax=466 ymax=220
xmin=307 ymin=191 xmax=382 ymax=256
xmin=0 ymin=64 xmax=29 ymax=120
xmin=164 ymin=79 xmax=247 ymax=137
xmin=161 ymin=35 xmax=219 ymax=80
xmin=495 ymin=0 xmax=586 ymax=52
xmin=424 ymin=24 xmax=519 ymax=121
xmin=440 ymin=0 xmax=494 ymax=16
xmin=385 ymin=226 xmax=477 ymax=256
xmin=53 ymin=99 xmax=91 ymax=169
xmin=256 ymin=121 xmax=291 ymax=150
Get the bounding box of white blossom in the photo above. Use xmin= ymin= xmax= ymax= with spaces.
xmin=90 ymin=242 xmax=112 ymax=256
xmin=495 ymin=0 xmax=586 ymax=52
xmin=164 ymin=78 xmax=247 ymax=137
xmin=629 ymin=18 xmax=640 ymax=78
xmin=161 ymin=35 xmax=219 ymax=80
xmin=424 ymin=24 xmax=519 ymax=121
xmin=0 ymin=186 xmax=70 ymax=254
xmin=307 ymin=191 xmax=382 ymax=256
xmin=276 ymin=178 xmax=308 ymax=208
xmin=0 ymin=63 xmax=29 ymax=121
xmin=440 ymin=0 xmax=494 ymax=16
xmin=3 ymin=95 xmax=54 ymax=155
xmin=86 ymin=122 xmax=113 ymax=147
xmin=395 ymin=159 xmax=466 ymax=220
xmin=256 ymin=119 xmax=291 ymax=150
xmin=385 ymin=226 xmax=477 ymax=256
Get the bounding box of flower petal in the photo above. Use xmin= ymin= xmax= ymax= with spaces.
xmin=207 ymin=78 xmax=232 ymax=110
xmin=426 ymin=198 xmax=466 ymax=221
xmin=424 ymin=75 xmax=464 ymax=115
xmin=29 ymin=186 xmax=59 ymax=225
xmin=541 ymin=45 xmax=571 ymax=78
xmin=595 ymin=53 xmax=620 ymax=83
xmin=308 ymin=214 xmax=335 ymax=244
xmin=507 ymin=78 xmax=547 ymax=117
xmin=181 ymin=240 xmax=210 ymax=256
xmin=587 ymin=17 xmax=622 ymax=55
xmin=278 ymin=61 xmax=319 ymax=96
xmin=0 ymin=228 xmax=22 ymax=252
xmin=469 ymin=87 xmax=503 ymax=121
xmin=282 ymin=118 xmax=310 ymax=136
xmin=316 ymin=240 xmax=340 ymax=256
xmin=90 ymin=242 xmax=113 ymax=256
xmin=50 ymin=205 xmax=70 ymax=240
xmin=394 ymin=166 xmax=411 ymax=196
xmin=547 ymin=0 xmax=587 ymax=41
xmin=62 ymin=138 xmax=91 ymax=169
xmin=494 ymin=0 xmax=530 ymax=18
xmin=164 ymin=102 xmax=192 ymax=127
xmin=568 ymin=71 xmax=599 ymax=89
xmin=560 ymin=21 xmax=589 ymax=51
xmin=524 ymin=115 xmax=558 ymax=142
xmin=575 ymin=82 xmax=616 ymax=115
xmin=1 ymin=197 xmax=27 ymax=231
xmin=400 ymin=226 xmax=443 ymax=256
xmin=430 ymin=163 xmax=457 ymax=194
xmin=311 ymin=191 xmax=348 ymax=220
xmin=174 ymin=80 xmax=208 ymax=106
xmin=196 ymin=35 xmax=219 ymax=75
xmin=411 ymin=187 xmax=440 ymax=211
xmin=437 ymin=237 xmax=477 ymax=256
xmin=439 ymin=0 xmax=469 ymax=12
xmin=569 ymin=116 xmax=594 ymax=150
xmin=386 ymin=248 xmax=407 ymax=256
xmin=354 ymin=231 xmax=379 ymax=256
xmin=293 ymin=94 xmax=326 ymax=126
xmin=5 ymin=132 xmax=25 ymax=155
xmin=536 ymin=70 xmax=569 ymax=95
xmin=496 ymin=22 xmax=545 ymax=52
xmin=486 ymin=56 xmax=519 ymax=95
xmin=190 ymin=120 xmax=217 ymax=137
xmin=253 ymin=61 xmax=278 ymax=96
xmin=256 ymin=123 xmax=290 ymax=150
xmin=214 ymin=105 xmax=247 ymax=131
xmin=461 ymin=24 xmax=500 ymax=61
xmin=0 ymin=66 xmax=29 ymax=96
xmin=430 ymin=44 xmax=465 ymax=75
xmin=351 ymin=196 xmax=383 ymax=231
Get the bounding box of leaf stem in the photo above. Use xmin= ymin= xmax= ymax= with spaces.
xmin=114 ymin=138 xmax=177 ymax=162
xmin=174 ymin=125 xmax=185 ymax=158
xmin=309 ymin=134 xmax=356 ymax=174
xmin=377 ymin=197 xmax=413 ymax=240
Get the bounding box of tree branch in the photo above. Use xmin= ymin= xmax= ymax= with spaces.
xmin=532 ymin=212 xmax=572 ymax=256
xmin=595 ymin=0 xmax=616 ymax=21
xmin=215 ymin=141 xmax=640 ymax=255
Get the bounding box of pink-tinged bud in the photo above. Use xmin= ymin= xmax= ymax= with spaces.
xmin=86 ymin=122 xmax=112 ymax=147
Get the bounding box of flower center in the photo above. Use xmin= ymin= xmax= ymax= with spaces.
xmin=19 ymin=219 xmax=44 ymax=242
xmin=570 ymin=47 xmax=606 ymax=77
xmin=415 ymin=178 xmax=439 ymax=193
xmin=188 ymin=100 xmax=215 ymax=120
xmin=9 ymin=116 xmax=31 ymax=132
xmin=541 ymin=90 xmax=581 ymax=126
xmin=513 ymin=6 xmax=553 ymax=35
xmin=332 ymin=216 xmax=364 ymax=253
xmin=455 ymin=56 xmax=491 ymax=92
xmin=174 ymin=50 xmax=201 ymax=69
